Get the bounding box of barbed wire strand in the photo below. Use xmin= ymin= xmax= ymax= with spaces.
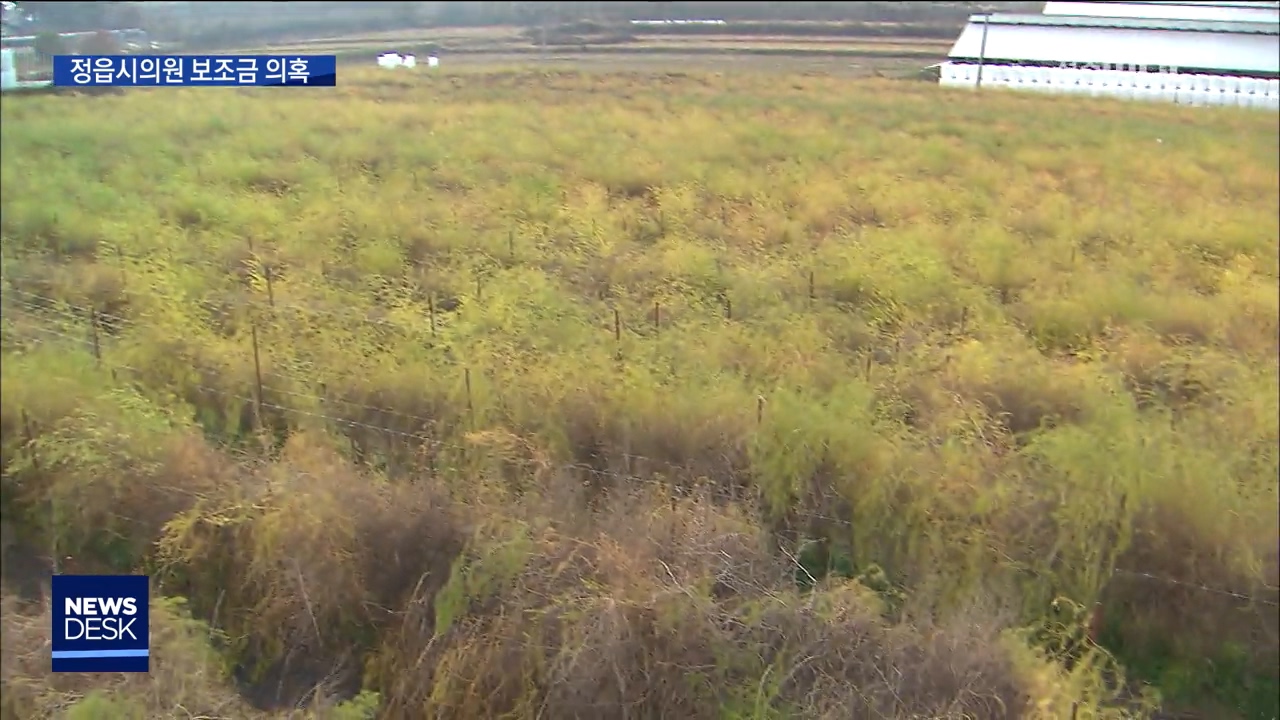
xmin=3 ymin=284 xmax=746 ymax=429
xmin=3 ymin=292 xmax=453 ymax=424
xmin=5 ymin=317 xmax=749 ymax=489
xmin=2 ymin=262 xmax=750 ymax=345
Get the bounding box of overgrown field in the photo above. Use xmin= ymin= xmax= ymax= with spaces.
xmin=1 ymin=69 xmax=1277 ymax=719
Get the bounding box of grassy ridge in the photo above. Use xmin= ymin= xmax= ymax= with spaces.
xmin=220 ymin=31 xmax=951 ymax=63
xmin=1 ymin=68 xmax=1277 ymax=718
xmin=624 ymin=20 xmax=964 ymax=38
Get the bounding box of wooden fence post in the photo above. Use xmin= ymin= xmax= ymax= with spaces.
xmin=464 ymin=368 xmax=474 ymax=427
xmin=89 ymin=309 xmax=101 ymax=365
xmin=251 ymin=322 xmax=265 ymax=431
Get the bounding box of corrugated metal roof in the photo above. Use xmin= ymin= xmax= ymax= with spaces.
xmin=1050 ymin=2 xmax=1280 ymax=8
xmin=973 ymin=12 xmax=1279 ymax=33
xmin=948 ymin=20 xmax=1280 ymax=74
xmin=1043 ymin=1 xmax=1280 ymax=24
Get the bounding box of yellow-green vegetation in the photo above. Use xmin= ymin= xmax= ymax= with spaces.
xmin=1 ymin=68 xmax=1277 ymax=719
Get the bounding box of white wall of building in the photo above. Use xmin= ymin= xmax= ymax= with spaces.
xmin=939 ymin=62 xmax=1280 ymax=110
xmin=0 ymin=48 xmax=16 ymax=91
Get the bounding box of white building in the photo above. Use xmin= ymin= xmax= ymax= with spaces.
xmin=939 ymin=1 xmax=1280 ymax=109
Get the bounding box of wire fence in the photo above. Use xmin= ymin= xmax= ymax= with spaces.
xmin=2 ymin=283 xmax=1277 ymax=612
xmin=0 ymin=287 xmax=781 ymax=512
xmin=3 ymin=221 xmax=941 ymax=351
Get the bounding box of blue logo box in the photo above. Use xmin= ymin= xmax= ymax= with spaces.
xmin=52 ymin=55 xmax=338 ymax=87
xmin=51 ymin=575 xmax=150 ymax=673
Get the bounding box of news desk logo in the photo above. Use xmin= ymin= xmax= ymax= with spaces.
xmin=52 ymin=575 xmax=149 ymax=673
xmin=52 ymin=55 xmax=337 ymax=88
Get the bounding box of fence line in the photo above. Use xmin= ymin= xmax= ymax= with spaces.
xmin=2 ymin=285 xmax=791 ymax=435
xmin=2 ymin=231 xmax=927 ymax=350
xmin=3 ymin=289 xmax=457 ymax=425
xmin=4 ymin=315 xmax=763 ymax=503
xmin=3 ymin=289 xmax=1279 ymax=609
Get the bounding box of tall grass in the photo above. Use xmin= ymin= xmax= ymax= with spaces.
xmin=1 ymin=68 xmax=1276 ymax=719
